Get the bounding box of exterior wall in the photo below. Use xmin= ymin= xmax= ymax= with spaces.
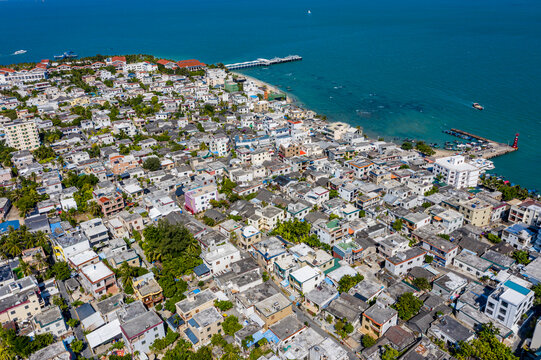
xmin=257 ymin=304 xmax=293 ymax=329
xmin=360 ymin=314 xmax=397 ymax=339
xmin=0 ymin=292 xmax=41 ymax=324
xmin=385 ymin=253 xmax=425 ymax=276
xmin=4 ymin=121 xmax=40 ymax=150
xmin=125 ymin=322 xmax=165 ymax=355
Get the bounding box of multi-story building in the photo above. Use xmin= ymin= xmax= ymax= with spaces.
xmin=415 ymin=231 xmax=459 ymax=267
xmin=385 ymin=247 xmax=427 ymax=276
xmin=311 ymin=219 xmax=348 ymax=246
xmin=0 ymin=67 xmax=47 ymax=84
xmin=239 ymin=225 xmax=262 ymax=250
xmin=96 ymin=191 xmax=124 ymax=216
xmin=209 ymin=135 xmax=229 ymax=157
xmin=184 ymin=307 xmax=223 ymax=348
xmin=289 ymin=266 xmax=324 ymax=294
xmin=249 ymin=205 xmax=285 ymax=232
xmin=0 ymin=276 xmax=42 ymax=325
xmin=501 ymin=223 xmax=537 ymax=250
xmin=79 ymin=262 xmax=117 ymax=298
xmin=80 ymin=218 xmax=109 ymax=246
xmin=133 ymin=273 xmax=163 ymax=308
xmin=3 ymin=120 xmax=40 ymax=150
xmin=33 ymin=306 xmax=68 ymax=338
xmin=279 ymin=143 xmax=301 ymax=158
xmin=118 ymin=301 xmax=165 ymax=355
xmin=360 ymin=304 xmax=398 ymax=339
xmin=509 ymin=199 xmax=541 ymax=227
xmin=485 ymin=275 xmax=534 ymax=329
xmin=202 ymin=242 xmax=241 ymax=274
xmin=432 ymin=155 xmax=480 ymax=189
xmin=175 ymin=289 xmax=217 ymax=321
xmin=458 ymin=198 xmax=493 ymax=227
xmin=333 ymin=238 xmax=364 ymax=264
xmin=184 ymin=185 xmax=218 ymax=214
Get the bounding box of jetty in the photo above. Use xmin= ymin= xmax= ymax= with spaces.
xmin=225 ymin=55 xmax=302 ymax=70
xmin=443 ymin=128 xmax=518 ymax=159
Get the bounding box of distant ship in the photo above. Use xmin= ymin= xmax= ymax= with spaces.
xmin=307 ymin=10 xmax=311 ymax=14
xmin=54 ymin=51 xmax=78 ymax=60
xmin=472 ymin=102 xmax=484 ymax=110
xmin=12 ymin=50 xmax=27 ymax=55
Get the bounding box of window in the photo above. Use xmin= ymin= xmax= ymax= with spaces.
xmin=497 ymin=315 xmax=505 ymax=321
xmin=501 ymin=301 xmax=508 ymax=308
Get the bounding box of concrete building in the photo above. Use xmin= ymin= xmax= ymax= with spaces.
xmin=184 ymin=185 xmax=218 ymax=214
xmin=33 ymin=306 xmax=68 ymax=338
xmin=3 ymin=120 xmax=40 ymax=150
xmin=118 ymin=301 xmax=165 ymax=355
xmin=485 ymin=275 xmax=534 ymax=329
xmin=289 ymin=266 xmax=324 ymax=295
xmin=360 ymin=304 xmax=398 ymax=339
xmin=458 ymin=198 xmax=493 ymax=227
xmin=79 ymin=261 xmax=117 ymax=298
xmin=0 ymin=276 xmax=42 ymax=325
xmin=202 ymin=242 xmax=241 ymax=274
xmin=385 ymin=248 xmax=426 ymax=276
xmin=432 ymin=155 xmax=480 ymax=189
xmin=184 ymin=307 xmax=223 ymax=348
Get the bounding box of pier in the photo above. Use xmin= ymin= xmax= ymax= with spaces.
xmin=443 ymin=128 xmax=517 ymax=159
xmin=225 ymin=55 xmax=302 ymax=70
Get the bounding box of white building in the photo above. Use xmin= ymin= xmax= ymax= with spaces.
xmin=209 ymin=135 xmax=230 ymax=157
xmin=3 ymin=120 xmax=40 ymax=150
xmin=118 ymin=301 xmax=165 ymax=355
xmin=33 ymin=306 xmax=68 ymax=338
xmin=289 ymin=266 xmax=324 ymax=294
xmin=202 ymin=242 xmax=241 ymax=274
xmin=432 ymin=155 xmax=480 ymax=189
xmin=79 ymin=261 xmax=117 ymax=298
xmin=484 ymin=275 xmax=534 ymax=329
xmin=385 ymin=248 xmax=426 ymax=276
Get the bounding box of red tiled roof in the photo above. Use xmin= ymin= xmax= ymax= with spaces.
xmin=111 ymin=56 xmax=126 ymax=63
xmin=176 ymin=59 xmax=206 ymax=68
xmin=0 ymin=68 xmax=15 ymax=73
xmin=157 ymin=59 xmax=172 ymax=65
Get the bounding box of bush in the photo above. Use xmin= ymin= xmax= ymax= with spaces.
xmin=215 ymin=300 xmax=233 ymax=311
xmin=362 ymin=335 xmax=376 ymax=348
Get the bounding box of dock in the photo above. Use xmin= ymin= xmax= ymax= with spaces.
xmin=443 ymin=128 xmax=517 ymax=160
xmin=225 ymin=55 xmax=302 ymax=70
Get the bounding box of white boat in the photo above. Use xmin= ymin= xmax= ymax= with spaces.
xmin=12 ymin=50 xmax=27 ymax=55
xmin=307 ymin=10 xmax=311 ymax=14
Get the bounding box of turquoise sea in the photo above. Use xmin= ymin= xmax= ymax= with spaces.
xmin=1 ymin=0 xmax=540 ymax=190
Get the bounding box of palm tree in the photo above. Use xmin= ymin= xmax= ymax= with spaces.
xmin=19 ymin=260 xmax=32 ymax=276
xmin=4 ymin=239 xmax=21 ymax=258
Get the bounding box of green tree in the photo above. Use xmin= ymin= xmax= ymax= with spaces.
xmin=393 ymin=292 xmax=423 ymax=320
xmin=52 ymin=261 xmax=71 ymax=281
xmin=66 ymin=318 xmax=80 ymax=328
xmin=338 ymin=273 xmax=364 ymax=293
xmin=214 ymin=300 xmax=233 ymax=311
xmin=455 ymin=323 xmax=517 ymax=360
xmin=222 ymin=316 xmax=242 ymax=336
xmin=513 ymin=250 xmax=530 ymax=265
xmin=413 ymin=277 xmax=431 ymax=291
xmin=381 ymin=345 xmax=400 ymax=360
xmin=329 ymin=189 xmax=339 ymax=199
xmin=143 ymin=157 xmax=161 ymax=171
xmin=486 ymin=233 xmax=502 ymax=244
xmin=401 ymin=142 xmax=413 ymax=150
xmin=391 ymin=219 xmax=403 ymax=232
xmin=70 ymin=339 xmax=84 ymax=354
xmin=361 ymin=335 xmax=376 ymax=348
xmin=424 ymin=255 xmax=433 ymax=264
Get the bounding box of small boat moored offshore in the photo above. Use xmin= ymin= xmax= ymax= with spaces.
xmin=12 ymin=50 xmax=27 ymax=55
xmin=54 ymin=51 xmax=78 ymax=60
xmin=472 ymin=102 xmax=484 ymax=110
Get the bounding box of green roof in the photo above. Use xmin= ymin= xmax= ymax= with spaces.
xmin=326 ymin=219 xmax=340 ymax=229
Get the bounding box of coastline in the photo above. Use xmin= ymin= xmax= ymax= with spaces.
xmin=232 ymin=72 xmax=296 ymax=104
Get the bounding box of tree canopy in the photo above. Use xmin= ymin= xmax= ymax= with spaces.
xmin=143 ymin=157 xmax=161 ymax=171
xmin=454 ymin=323 xmax=517 ymax=360
xmin=338 ymin=273 xmax=364 ymax=293
xmin=222 ymin=315 xmax=242 ymax=336
xmin=393 ymin=292 xmax=423 ymax=320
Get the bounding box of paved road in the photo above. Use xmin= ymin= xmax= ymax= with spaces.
xmin=58 ymin=280 xmax=93 ymax=359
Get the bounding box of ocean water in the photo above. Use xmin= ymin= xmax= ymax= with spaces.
xmin=1 ymin=0 xmax=540 ymax=190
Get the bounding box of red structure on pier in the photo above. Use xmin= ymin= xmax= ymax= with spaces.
xmin=512 ymin=133 xmax=519 ymax=149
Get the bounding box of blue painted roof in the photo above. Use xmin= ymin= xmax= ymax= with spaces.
xmin=184 ymin=328 xmax=199 ymax=344
xmin=0 ymin=220 xmax=19 ymax=234
xmin=507 ymin=223 xmax=534 ymax=236
xmin=504 ymin=280 xmax=531 ymax=296
xmin=75 ymin=303 xmax=95 ymax=320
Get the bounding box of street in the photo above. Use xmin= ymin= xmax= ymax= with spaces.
xmin=58 ymin=279 xmax=93 ymax=359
